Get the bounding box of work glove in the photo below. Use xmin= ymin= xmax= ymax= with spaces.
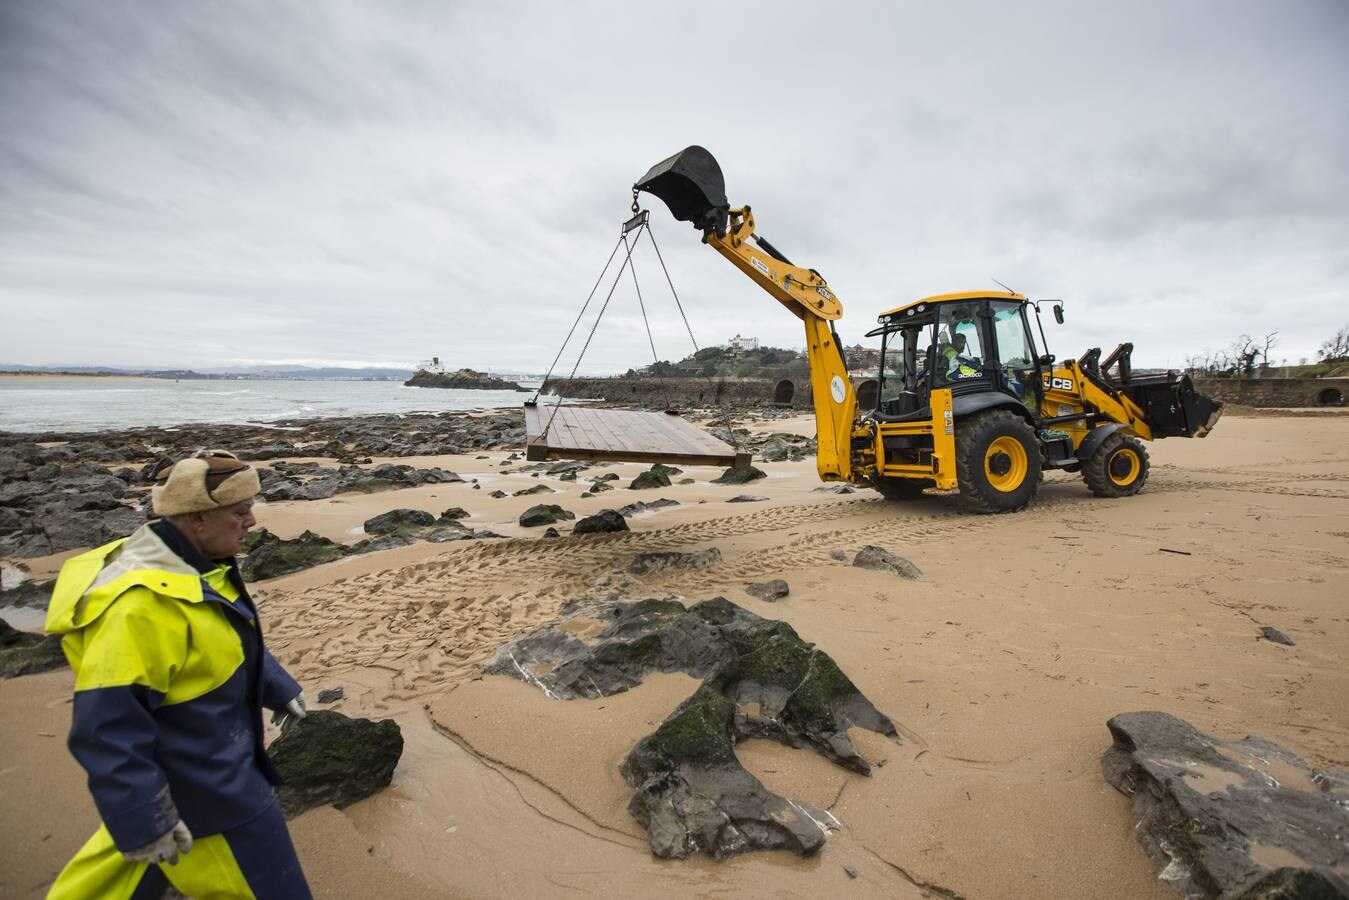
xmin=123 ymin=820 xmax=194 ymax=865
xmin=270 ymin=692 xmax=307 ymax=729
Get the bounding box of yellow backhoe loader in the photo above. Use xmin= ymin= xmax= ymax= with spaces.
xmin=634 ymin=146 xmax=1223 ymax=513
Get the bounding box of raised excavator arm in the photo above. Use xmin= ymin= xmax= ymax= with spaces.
xmin=635 ymin=146 xmax=857 ymax=481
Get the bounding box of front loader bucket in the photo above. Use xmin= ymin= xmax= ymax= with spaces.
xmin=1126 ymin=372 xmax=1223 ymax=438
xmin=634 ymin=145 xmax=729 ymax=235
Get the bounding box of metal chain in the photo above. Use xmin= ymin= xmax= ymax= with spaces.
xmin=541 ymin=224 xmax=645 ymax=439
xmin=622 ymin=227 xmax=671 ymax=412
xmin=530 ymin=237 xmax=624 ymax=405
xmin=645 ymin=223 xmax=740 ymax=450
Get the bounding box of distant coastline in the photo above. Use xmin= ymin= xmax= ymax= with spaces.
xmin=0 ymin=372 xmax=153 ymax=381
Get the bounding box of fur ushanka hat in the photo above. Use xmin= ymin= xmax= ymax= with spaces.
xmin=151 ymin=450 xmax=261 ymax=517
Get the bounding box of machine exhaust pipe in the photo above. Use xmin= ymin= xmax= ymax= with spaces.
xmin=634 ymin=146 xmax=730 ymax=237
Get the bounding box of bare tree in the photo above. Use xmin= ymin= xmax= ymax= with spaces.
xmin=1259 ymin=332 xmax=1278 ymax=369
xmin=1319 ymin=324 xmax=1349 ymax=363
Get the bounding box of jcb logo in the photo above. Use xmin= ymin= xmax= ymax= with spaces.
xmin=1042 ymin=376 xmax=1074 ymax=391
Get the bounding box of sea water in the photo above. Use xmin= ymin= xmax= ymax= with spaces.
xmin=0 ymin=377 xmax=545 ymax=433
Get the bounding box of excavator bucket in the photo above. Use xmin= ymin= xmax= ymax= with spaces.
xmin=634 ymin=145 xmax=729 ymax=235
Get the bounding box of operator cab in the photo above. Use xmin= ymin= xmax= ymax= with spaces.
xmin=866 ymin=291 xmax=1044 ymax=422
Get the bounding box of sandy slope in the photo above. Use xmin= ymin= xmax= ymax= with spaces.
xmin=3 ymin=413 xmax=1346 ymax=898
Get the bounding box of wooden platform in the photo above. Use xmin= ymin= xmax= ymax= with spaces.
xmin=523 ymin=403 xmax=749 ymax=468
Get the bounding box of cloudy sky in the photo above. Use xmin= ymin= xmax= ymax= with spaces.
xmin=2 ymin=1 xmax=1347 ymax=374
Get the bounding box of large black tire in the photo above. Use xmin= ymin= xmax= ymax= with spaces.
xmin=954 ymin=409 xmax=1041 ymax=514
xmin=870 ymin=475 xmax=934 ymax=501
xmin=1083 ymin=432 xmax=1150 ymax=497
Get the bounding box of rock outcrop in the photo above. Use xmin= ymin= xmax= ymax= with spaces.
xmin=486 ymin=597 xmax=896 ymax=860
xmin=269 ymin=710 xmax=404 ymax=817
xmin=572 ymin=509 xmax=630 ymax=535
xmin=1101 ymin=711 xmax=1349 ymax=898
xmin=404 ymin=368 xmax=528 ymax=391
xmin=852 ymin=545 xmax=923 ymax=580
xmin=0 ymin=620 xmax=67 ymax=678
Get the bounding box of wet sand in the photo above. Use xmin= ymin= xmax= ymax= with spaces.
xmin=2 ymin=412 xmax=1347 ymax=898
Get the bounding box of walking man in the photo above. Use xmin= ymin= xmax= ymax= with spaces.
xmin=45 ymin=450 xmax=313 ymax=899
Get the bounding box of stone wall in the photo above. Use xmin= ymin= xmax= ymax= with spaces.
xmin=1193 ymin=377 xmax=1348 ymax=408
xmin=542 ymin=377 xmax=799 ymax=409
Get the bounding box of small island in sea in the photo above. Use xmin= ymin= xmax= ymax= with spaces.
xmin=404 ymin=358 xmax=528 ymax=391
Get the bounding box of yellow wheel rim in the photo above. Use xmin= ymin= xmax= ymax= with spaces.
xmin=984 ymin=435 xmax=1028 ymax=492
xmin=1108 ymin=447 xmax=1141 ymax=486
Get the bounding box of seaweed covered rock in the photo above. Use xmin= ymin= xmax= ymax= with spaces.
xmin=269 ymin=710 xmax=404 ymax=817
xmin=711 ymin=465 xmax=766 ymax=485
xmin=363 ymin=508 xmax=436 ymax=535
xmin=0 ymin=620 xmax=67 ymax=678
xmin=573 ymin=509 xmax=630 ymax=535
xmin=486 ymin=596 xmax=896 ymax=859
xmin=241 ymin=529 xmax=347 ymax=581
xmin=1101 ymin=711 xmax=1349 ymax=899
xmin=621 ymin=684 xmax=837 ymax=860
xmin=629 ymin=470 xmax=672 ymax=490
xmin=519 ymin=504 xmax=574 ymax=527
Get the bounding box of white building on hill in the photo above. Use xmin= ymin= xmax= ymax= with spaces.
xmin=726 ymin=334 xmax=760 ymax=353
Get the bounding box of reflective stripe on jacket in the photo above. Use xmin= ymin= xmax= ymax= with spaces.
xmin=45 ymin=523 xmax=300 ymax=851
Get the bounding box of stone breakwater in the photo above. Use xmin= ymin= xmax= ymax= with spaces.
xmin=542 ymin=377 xmax=812 ymax=409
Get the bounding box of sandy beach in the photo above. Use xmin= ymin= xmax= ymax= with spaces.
xmin=2 ymin=410 xmax=1347 ymax=899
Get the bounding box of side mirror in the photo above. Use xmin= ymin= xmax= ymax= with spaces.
xmin=1038 ymin=354 xmax=1056 ymax=366
xmin=1053 ymin=303 xmax=1065 ymax=325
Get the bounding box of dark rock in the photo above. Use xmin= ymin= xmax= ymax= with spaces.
xmin=622 ymin=684 xmax=837 ymax=860
xmin=513 ymin=484 xmax=555 ymax=496
xmin=404 ymin=368 xmax=528 ymax=391
xmin=711 ymin=465 xmax=767 ymax=485
xmin=316 ymin=687 xmax=344 ymax=704
xmin=649 ymin=464 xmax=683 ymax=478
xmin=363 ymin=509 xmax=436 ymax=535
xmin=438 ymin=507 xmax=469 ymax=522
xmin=489 ymin=490 xmax=508 ymax=498
xmin=0 ymin=620 xmax=68 ymax=678
xmin=629 ymin=548 xmax=721 ymax=576
xmin=727 ymin=494 xmax=768 ymax=503
xmin=346 ymin=534 xmax=413 ymax=554
xmin=677 ymin=478 xmax=695 ymax=485
xmin=745 ymin=580 xmax=789 ymax=602
xmin=1101 ymin=711 xmax=1349 ymax=899
xmin=852 ymin=545 xmax=922 ymax=580
xmin=519 ymin=504 xmax=575 ymax=527
xmin=589 ymin=473 xmax=620 ymax=483
xmin=269 ymin=710 xmax=403 ymax=817
xmin=1260 ymin=626 xmax=1296 ymax=646
xmin=618 ymin=498 xmax=680 ymax=517
xmin=573 ymin=509 xmax=631 ymax=535
xmin=0 ymin=580 xmax=52 ymax=610
xmin=542 ymin=527 xmax=561 ymax=539
xmin=812 ymin=484 xmax=855 ymax=494
xmin=586 ymin=481 xmax=614 ymax=494
xmin=630 ymin=470 xmax=672 ymax=490
xmin=488 ymin=597 xmax=894 ymax=860
xmin=828 ymin=549 xmax=849 ymax=561
xmin=241 ymin=529 xmax=348 ymax=581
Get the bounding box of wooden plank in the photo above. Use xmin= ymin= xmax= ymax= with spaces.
xmin=522 ymin=403 xmax=744 ymax=467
